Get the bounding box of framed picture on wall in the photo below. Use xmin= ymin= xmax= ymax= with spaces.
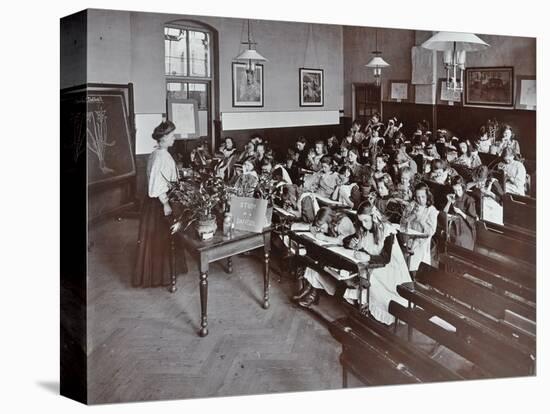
xmin=232 ymin=63 xmax=264 ymax=107
xmin=299 ymin=68 xmax=324 ymax=106
xmin=389 ymin=80 xmax=412 ymax=102
xmin=464 ymin=67 xmax=514 ymax=107
xmin=515 ymin=75 xmax=536 ymax=110
xmin=437 ymin=78 xmax=462 ymax=106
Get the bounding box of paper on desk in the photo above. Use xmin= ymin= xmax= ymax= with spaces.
xmin=429 ymin=316 xmax=457 ymax=332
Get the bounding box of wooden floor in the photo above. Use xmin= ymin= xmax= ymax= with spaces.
xmin=86 ymin=217 xmax=475 ymax=404
xmin=87 ymin=217 xmax=345 ymax=404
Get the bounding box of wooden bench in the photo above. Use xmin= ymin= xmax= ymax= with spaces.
xmin=503 ymin=193 xmax=536 ymax=233
xmin=475 ymin=220 xmax=535 ymax=265
xmin=389 ymin=300 xmax=533 ymax=378
xmin=415 ymin=263 xmax=535 ymax=333
xmin=395 ymin=282 xmax=535 ymax=375
xmin=328 ymin=308 xmax=465 ymax=386
xmin=442 ymin=244 xmax=536 ymax=304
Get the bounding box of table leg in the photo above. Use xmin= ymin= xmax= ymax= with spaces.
xmin=199 ymin=270 xmax=209 ymax=337
xmin=226 ymin=256 xmax=233 ymax=274
xmin=169 ymin=236 xmax=177 ymax=293
xmin=263 ymin=252 xmax=270 ymax=309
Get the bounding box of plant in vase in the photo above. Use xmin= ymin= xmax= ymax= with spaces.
xmin=254 ymin=172 xmax=286 ymax=226
xmin=168 ymin=175 xmax=228 ymax=240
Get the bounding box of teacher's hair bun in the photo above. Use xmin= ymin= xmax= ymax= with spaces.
xmin=152 ymin=120 xmax=176 ymax=141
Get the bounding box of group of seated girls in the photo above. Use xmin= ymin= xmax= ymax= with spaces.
xmin=195 ymin=117 xmax=527 ymax=325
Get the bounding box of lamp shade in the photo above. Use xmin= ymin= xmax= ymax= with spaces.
xmin=365 ymin=56 xmax=390 ymax=68
xmin=421 ymin=31 xmax=489 ymax=52
xmin=235 ymin=49 xmax=268 ymax=62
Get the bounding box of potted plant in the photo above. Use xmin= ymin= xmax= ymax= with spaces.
xmin=168 ymin=175 xmax=228 ymax=240
xmin=254 ymin=172 xmax=286 ymax=226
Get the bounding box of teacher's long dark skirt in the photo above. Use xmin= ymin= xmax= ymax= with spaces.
xmin=133 ymin=197 xmax=176 ymax=288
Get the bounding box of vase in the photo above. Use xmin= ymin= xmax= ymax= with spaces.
xmin=195 ymin=215 xmax=218 ymax=241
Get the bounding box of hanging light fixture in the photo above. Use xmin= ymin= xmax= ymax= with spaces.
xmin=234 ymin=19 xmax=268 ymax=75
xmin=422 ymin=31 xmax=489 ymax=92
xmin=365 ymin=29 xmax=390 ymax=87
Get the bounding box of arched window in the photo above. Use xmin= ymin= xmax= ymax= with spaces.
xmin=164 ymin=20 xmax=217 ymax=146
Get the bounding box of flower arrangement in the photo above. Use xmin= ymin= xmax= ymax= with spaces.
xmin=168 ymin=175 xmax=228 ymax=235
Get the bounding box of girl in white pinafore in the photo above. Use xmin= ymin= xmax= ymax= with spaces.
xmin=399 ymin=183 xmax=439 ymax=272
xmin=342 ymin=204 xmax=411 ymax=325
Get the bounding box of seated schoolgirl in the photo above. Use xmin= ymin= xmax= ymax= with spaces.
xmin=303 ymin=156 xmax=340 ymax=199
xmin=424 ymin=143 xmax=440 ymax=162
xmin=495 ymin=124 xmax=521 ymax=157
xmin=189 ymin=139 xmax=212 ymax=170
xmin=370 ymin=153 xmax=395 ymax=193
xmin=340 ymin=203 xmax=412 ymax=324
xmin=399 ymin=182 xmax=439 ymax=271
xmin=429 ymin=159 xmax=451 ymax=185
xmin=327 ymin=135 xmax=339 ymax=157
xmin=294 ymin=207 xmax=356 ymax=307
xmin=497 ymin=147 xmax=527 ymax=195
xmin=346 ymin=148 xmax=364 ymax=181
xmin=476 ymin=125 xmax=494 ymax=154
xmin=444 ymin=176 xmax=477 ymax=250
xmin=392 ymin=145 xmax=418 ymax=179
xmin=367 ymin=178 xmax=392 ymax=218
xmin=333 ymin=143 xmax=350 ymax=166
xmin=230 ymin=159 xmax=258 ymax=197
xmin=294 ymin=136 xmax=309 ymax=169
xmin=237 ymin=140 xmax=257 ymax=164
xmin=392 ymin=166 xmax=414 ymax=204
xmin=253 ymin=141 xmax=269 ymax=172
xmin=452 ymin=140 xmax=482 ymax=169
xmin=306 ymin=140 xmax=327 ymax=172
xmin=368 ymin=126 xmax=385 ymax=154
xmin=467 ymin=165 xmax=504 ymax=223
xmin=383 ymin=117 xmax=403 ymax=140
xmin=331 ymin=166 xmax=361 ymax=209
xmin=214 ymin=137 xmax=238 ymax=181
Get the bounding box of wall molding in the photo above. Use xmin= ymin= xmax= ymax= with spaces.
xmin=221 ymin=110 xmax=340 ymax=131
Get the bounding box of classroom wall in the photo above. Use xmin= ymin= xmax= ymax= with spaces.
xmin=84 ymin=9 xmax=344 ymax=129
xmin=343 ymin=26 xmax=416 ymax=115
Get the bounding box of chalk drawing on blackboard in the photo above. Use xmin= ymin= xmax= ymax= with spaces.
xmin=87 ymin=108 xmax=115 ymax=175
xmin=85 ymin=91 xmax=136 ymax=186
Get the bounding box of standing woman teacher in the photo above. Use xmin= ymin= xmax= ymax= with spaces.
xmin=134 ymin=120 xmax=178 ymax=287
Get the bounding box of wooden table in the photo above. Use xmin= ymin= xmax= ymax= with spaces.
xmin=176 ymin=227 xmax=272 ymax=337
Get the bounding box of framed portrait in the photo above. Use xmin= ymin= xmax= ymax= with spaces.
xmin=464 ymin=67 xmax=514 ymax=107
xmin=389 ymin=80 xmax=412 ymax=102
xmin=515 ymin=75 xmax=536 ymax=110
xmin=299 ymin=68 xmax=324 ymax=106
xmin=232 ymin=62 xmax=264 ymax=107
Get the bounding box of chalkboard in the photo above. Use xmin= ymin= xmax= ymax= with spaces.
xmin=61 ymin=88 xmax=136 ymax=186
xmin=86 ymin=90 xmax=136 ymax=186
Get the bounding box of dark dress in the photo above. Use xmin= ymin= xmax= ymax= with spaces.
xmin=448 ymin=193 xmax=477 ymax=250
xmin=133 ymin=198 xmax=173 ymax=287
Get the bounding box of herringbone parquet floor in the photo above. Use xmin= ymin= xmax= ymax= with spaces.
xmin=86 ymin=218 xmax=345 ymax=404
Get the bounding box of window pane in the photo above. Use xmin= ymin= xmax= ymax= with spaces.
xmin=165 ymin=28 xmax=187 ymax=76
xmin=166 ymin=82 xmax=188 ymax=100
xmin=188 ymin=83 xmax=208 ymax=110
xmin=188 ymin=31 xmax=210 ymax=77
